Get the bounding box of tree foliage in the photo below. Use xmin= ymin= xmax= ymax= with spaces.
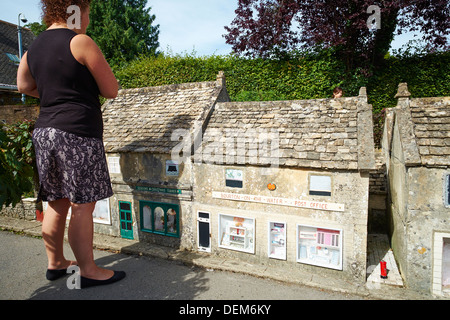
xmin=26 ymin=0 xmax=160 ymax=66
xmin=224 ymin=0 xmax=449 ymax=73
xmin=87 ymin=0 xmax=160 ymax=65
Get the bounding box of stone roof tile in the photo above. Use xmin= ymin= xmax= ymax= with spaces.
xmin=200 ymin=95 xmax=374 ymax=170
xmin=409 ymin=97 xmax=450 ymax=167
xmin=102 ymin=80 xmax=227 ymax=153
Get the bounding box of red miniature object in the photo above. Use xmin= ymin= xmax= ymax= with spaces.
xmin=380 ymin=260 xmax=388 ymax=279
xmin=36 ymin=209 xmax=44 ymax=222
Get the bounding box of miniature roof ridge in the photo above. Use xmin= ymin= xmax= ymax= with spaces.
xmin=117 ymin=79 xmax=220 ymax=95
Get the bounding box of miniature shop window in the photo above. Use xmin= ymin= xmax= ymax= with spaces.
xmin=309 ymin=175 xmax=332 ymax=196
xmin=140 ymin=201 xmax=179 ymax=238
xmin=92 ymin=198 xmax=111 ymax=225
xmin=218 ymin=214 xmax=255 ymax=254
xmin=297 ymin=225 xmax=342 ymax=270
xmin=268 ymin=221 xmax=286 ymax=260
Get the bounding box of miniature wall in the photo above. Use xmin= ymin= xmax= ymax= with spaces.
xmin=0 ymin=198 xmax=39 ymax=221
xmin=404 ymin=166 xmax=450 ymax=292
xmin=192 ymin=162 xmax=370 ymax=283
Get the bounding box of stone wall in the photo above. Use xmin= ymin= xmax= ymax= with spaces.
xmin=0 ymin=104 xmax=39 ymax=124
xmin=0 ymin=198 xmax=40 ymax=221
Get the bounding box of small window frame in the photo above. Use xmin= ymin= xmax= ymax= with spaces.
xmin=140 ymin=200 xmax=180 ymax=238
xmin=309 ymin=174 xmax=332 ymax=197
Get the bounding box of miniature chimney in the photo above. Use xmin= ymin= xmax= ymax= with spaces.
xmin=216 ymin=71 xmax=226 ymax=87
xmin=394 ymin=82 xmax=411 ymax=99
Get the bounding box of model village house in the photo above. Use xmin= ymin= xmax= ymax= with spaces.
xmin=2 ymin=70 xmax=449 ymax=297
xmin=95 ymin=72 xmax=376 ymax=285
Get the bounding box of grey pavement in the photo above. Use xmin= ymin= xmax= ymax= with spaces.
xmin=0 ymin=215 xmax=442 ymax=301
xmin=0 ymin=230 xmax=363 ymax=301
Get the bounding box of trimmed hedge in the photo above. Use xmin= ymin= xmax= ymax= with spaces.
xmin=115 ymin=50 xmax=449 ymax=117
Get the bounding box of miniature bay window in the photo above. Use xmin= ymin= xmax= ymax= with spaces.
xmin=140 ymin=201 xmax=179 ymax=237
xmin=297 ymin=225 xmax=342 ymax=270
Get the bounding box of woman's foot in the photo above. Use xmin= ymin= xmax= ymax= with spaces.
xmin=80 ymin=266 xmax=115 ymax=281
xmin=46 ymin=260 xmax=78 ymax=281
xmin=80 ymin=270 xmax=126 ymax=289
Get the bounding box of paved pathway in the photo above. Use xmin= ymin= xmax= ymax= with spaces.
xmin=0 ymin=215 xmax=440 ymax=300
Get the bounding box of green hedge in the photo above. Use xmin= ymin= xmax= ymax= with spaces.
xmin=366 ymin=51 xmax=450 ymax=113
xmin=115 ymin=49 xmax=449 ymax=114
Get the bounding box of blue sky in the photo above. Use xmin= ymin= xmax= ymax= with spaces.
xmin=1 ymin=0 xmax=237 ymax=56
xmin=1 ymin=0 xmax=421 ymax=57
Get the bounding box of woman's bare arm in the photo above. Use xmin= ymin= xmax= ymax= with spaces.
xmin=70 ymin=34 xmax=118 ymax=99
xmin=17 ymin=52 xmax=39 ymax=98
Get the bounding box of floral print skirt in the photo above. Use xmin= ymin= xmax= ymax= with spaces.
xmin=32 ymin=127 xmax=113 ymax=204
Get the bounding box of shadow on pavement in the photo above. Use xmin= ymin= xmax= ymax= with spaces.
xmin=29 ymin=252 xmax=209 ymax=300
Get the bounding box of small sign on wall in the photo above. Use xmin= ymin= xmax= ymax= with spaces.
xmin=212 ymin=191 xmax=345 ymax=212
xmin=225 ymin=169 xmax=243 ymax=188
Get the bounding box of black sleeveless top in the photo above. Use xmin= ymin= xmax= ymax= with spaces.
xmin=27 ymin=29 xmax=103 ymax=139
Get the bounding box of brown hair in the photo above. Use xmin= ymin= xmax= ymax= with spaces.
xmin=333 ymin=87 xmax=343 ymax=95
xmin=41 ymin=0 xmax=91 ymax=27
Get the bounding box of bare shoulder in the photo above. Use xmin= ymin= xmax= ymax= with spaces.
xmin=71 ymin=34 xmax=97 ymax=47
xmin=70 ymin=34 xmax=101 ymax=65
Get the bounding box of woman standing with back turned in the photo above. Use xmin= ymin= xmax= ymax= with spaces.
xmin=17 ymin=0 xmax=125 ymax=288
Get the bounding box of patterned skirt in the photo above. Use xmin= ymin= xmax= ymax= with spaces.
xmin=32 ymin=127 xmax=113 ymax=204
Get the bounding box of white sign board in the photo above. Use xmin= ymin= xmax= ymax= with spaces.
xmin=212 ymin=191 xmax=344 ymax=212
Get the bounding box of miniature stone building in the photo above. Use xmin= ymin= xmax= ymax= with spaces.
xmin=100 ymin=73 xmax=375 ymax=283
xmin=192 ymin=87 xmax=375 ymax=283
xmin=382 ymin=83 xmax=450 ymax=296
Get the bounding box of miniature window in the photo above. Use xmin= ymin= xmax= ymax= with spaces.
xmin=297 ymin=225 xmax=342 ymax=270
xmin=107 ymin=157 xmax=121 ymax=174
xmin=63 ymin=198 xmax=111 ymax=225
xmin=92 ymin=198 xmax=111 ymax=225
xmin=140 ymin=201 xmax=179 ymax=237
xmin=166 ymin=160 xmax=179 ymax=176
xmin=218 ymin=214 xmax=255 ymax=253
xmin=225 ymin=169 xmax=243 ymax=188
xmin=309 ymin=175 xmax=332 ymax=196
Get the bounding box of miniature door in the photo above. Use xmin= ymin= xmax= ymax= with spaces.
xmin=119 ymin=201 xmax=134 ymax=240
xmin=197 ymin=212 xmax=211 ymax=252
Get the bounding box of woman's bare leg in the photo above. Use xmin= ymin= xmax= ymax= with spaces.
xmin=42 ymin=198 xmax=76 ymax=270
xmin=68 ymin=201 xmax=114 ymax=280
